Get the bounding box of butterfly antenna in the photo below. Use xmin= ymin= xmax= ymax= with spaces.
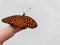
xmin=23 ymin=8 xmax=31 ymax=16
xmin=22 ymin=8 xmax=24 ymax=13
xmin=25 ymin=8 xmax=31 ymax=14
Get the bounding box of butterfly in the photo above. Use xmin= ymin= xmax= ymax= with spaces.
xmin=2 ymin=8 xmax=37 ymax=30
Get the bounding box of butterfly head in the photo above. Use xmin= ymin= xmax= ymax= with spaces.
xmin=23 ymin=13 xmax=25 ymax=16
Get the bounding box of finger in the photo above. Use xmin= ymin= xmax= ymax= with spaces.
xmin=0 ymin=26 xmax=21 ymax=44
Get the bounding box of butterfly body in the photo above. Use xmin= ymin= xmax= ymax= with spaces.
xmin=2 ymin=14 xmax=37 ymax=30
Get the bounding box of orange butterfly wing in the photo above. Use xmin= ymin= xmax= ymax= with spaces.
xmin=2 ymin=15 xmax=37 ymax=29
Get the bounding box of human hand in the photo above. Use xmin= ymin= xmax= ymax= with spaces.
xmin=0 ymin=26 xmax=21 ymax=45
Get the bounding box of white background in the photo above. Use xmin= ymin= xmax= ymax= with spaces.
xmin=0 ymin=0 xmax=60 ymax=45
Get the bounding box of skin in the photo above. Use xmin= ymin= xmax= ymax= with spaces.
xmin=0 ymin=26 xmax=22 ymax=45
